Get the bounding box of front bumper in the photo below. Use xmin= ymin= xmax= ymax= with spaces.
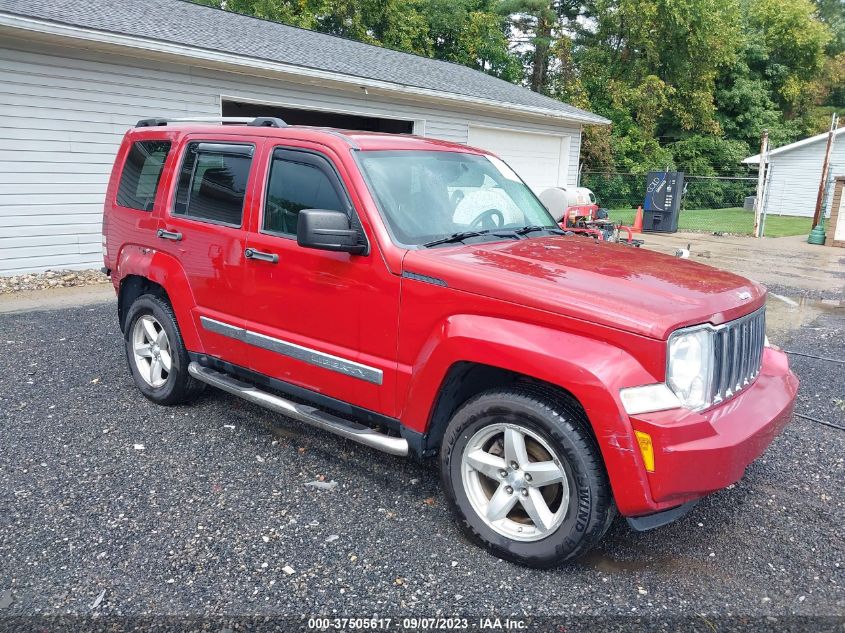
xmin=624 ymin=347 xmax=798 ymax=516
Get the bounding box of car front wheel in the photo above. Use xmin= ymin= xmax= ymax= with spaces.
xmin=440 ymin=387 xmax=614 ymax=567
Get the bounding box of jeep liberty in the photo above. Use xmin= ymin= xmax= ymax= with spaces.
xmin=102 ymin=117 xmax=799 ymax=567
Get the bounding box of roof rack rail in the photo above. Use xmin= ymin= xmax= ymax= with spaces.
xmin=135 ymin=116 xmax=287 ymax=128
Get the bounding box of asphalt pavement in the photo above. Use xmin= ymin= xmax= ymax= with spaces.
xmin=0 ymin=297 xmax=843 ymax=626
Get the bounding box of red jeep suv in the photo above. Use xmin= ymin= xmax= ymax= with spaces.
xmin=102 ymin=117 xmax=798 ymax=567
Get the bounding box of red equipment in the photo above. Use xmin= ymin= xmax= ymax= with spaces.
xmin=539 ymin=187 xmax=642 ymax=245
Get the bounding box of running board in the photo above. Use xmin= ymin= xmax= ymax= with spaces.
xmin=188 ymin=362 xmax=409 ymax=457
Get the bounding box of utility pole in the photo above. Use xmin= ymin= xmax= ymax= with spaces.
xmin=812 ymin=113 xmax=839 ymax=227
xmin=753 ymin=130 xmax=769 ymax=238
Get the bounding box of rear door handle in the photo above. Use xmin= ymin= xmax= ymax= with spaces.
xmin=245 ymin=248 xmax=279 ymax=263
xmin=157 ymin=229 xmax=182 ymax=241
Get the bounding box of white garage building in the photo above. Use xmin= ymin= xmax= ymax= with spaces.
xmin=743 ymin=127 xmax=845 ymax=218
xmin=0 ymin=0 xmax=607 ymax=275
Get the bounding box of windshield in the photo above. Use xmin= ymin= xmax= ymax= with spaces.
xmin=358 ymin=150 xmax=558 ymax=246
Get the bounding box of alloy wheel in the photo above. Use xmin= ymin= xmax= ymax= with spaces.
xmin=461 ymin=422 xmax=569 ymax=542
xmin=132 ymin=314 xmax=172 ymax=388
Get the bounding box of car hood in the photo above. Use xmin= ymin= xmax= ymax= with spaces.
xmin=404 ymin=236 xmax=766 ymax=339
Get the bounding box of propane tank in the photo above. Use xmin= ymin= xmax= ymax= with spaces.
xmin=538 ymin=188 xmax=569 ymax=223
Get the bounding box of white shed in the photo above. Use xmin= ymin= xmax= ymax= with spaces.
xmin=0 ymin=0 xmax=608 ymax=275
xmin=743 ymin=127 xmax=845 ymax=218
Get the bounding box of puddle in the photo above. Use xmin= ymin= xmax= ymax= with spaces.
xmin=270 ymin=424 xmax=305 ymax=440
xmin=578 ymin=549 xmax=707 ymax=575
xmin=765 ymin=295 xmax=845 ymax=343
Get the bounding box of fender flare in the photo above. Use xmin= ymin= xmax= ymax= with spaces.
xmin=115 ymin=245 xmax=204 ymax=352
xmin=401 ymin=315 xmax=658 ymax=513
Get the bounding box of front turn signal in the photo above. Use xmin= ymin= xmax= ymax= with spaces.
xmin=634 ymin=431 xmax=655 ymax=472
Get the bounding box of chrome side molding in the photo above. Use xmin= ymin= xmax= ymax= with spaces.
xmin=187 ymin=362 xmax=408 ymax=457
xmin=199 ymin=316 xmax=383 ymax=385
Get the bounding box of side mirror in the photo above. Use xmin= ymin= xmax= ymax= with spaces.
xmin=296 ymin=209 xmax=366 ymax=255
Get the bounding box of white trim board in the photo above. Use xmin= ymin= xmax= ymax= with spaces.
xmin=744 ymin=127 xmax=845 ymax=164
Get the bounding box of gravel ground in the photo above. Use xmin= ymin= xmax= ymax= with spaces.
xmin=0 ymin=269 xmax=109 ymax=295
xmin=0 ymin=301 xmax=843 ymax=628
xmin=764 ymin=283 xmax=845 ymax=303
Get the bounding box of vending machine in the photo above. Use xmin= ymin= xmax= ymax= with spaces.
xmin=643 ymin=171 xmax=684 ymax=233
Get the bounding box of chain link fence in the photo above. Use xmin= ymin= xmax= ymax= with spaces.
xmin=580 ymin=171 xmax=762 ymax=235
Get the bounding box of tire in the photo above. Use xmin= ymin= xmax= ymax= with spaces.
xmin=440 ymin=387 xmax=613 ymax=568
xmin=123 ymin=293 xmax=205 ymax=405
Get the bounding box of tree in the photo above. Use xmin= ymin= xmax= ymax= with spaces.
xmin=578 ymin=0 xmax=741 ymax=136
xmin=195 ymin=0 xmax=518 ymax=78
xmin=714 ymin=53 xmax=803 ymax=147
xmin=425 ymin=0 xmax=521 ymax=79
xmin=814 ymin=0 xmax=845 ymax=55
xmin=744 ymin=0 xmax=832 ymax=113
xmin=194 ymin=0 xmax=323 ymax=30
xmin=569 ymin=0 xmax=743 ymax=173
xmin=498 ymin=0 xmax=581 ymax=93
xmin=669 ymin=135 xmax=750 ymax=176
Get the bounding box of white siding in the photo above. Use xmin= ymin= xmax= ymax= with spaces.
xmin=764 ymin=137 xmax=845 ymax=218
xmin=467 ymin=125 xmax=572 ymax=194
xmin=0 ymin=37 xmax=584 ymax=275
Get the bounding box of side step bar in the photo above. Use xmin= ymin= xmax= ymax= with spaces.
xmin=188 ymin=362 xmax=409 ymax=457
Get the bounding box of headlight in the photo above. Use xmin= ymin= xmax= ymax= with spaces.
xmin=666 ymin=327 xmax=714 ymax=410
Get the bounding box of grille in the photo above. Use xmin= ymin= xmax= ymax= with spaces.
xmin=711 ymin=306 xmax=766 ymax=404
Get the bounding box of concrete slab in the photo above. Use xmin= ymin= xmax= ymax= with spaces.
xmin=636 ymin=232 xmax=845 ymax=294
xmin=0 ymin=284 xmax=115 ymax=314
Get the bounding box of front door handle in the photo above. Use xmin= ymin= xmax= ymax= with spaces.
xmin=245 ymin=248 xmax=279 ymax=263
xmin=157 ymin=229 xmax=182 ymax=241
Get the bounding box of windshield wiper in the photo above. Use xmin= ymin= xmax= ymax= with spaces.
xmin=422 ymin=226 xmax=551 ymax=248
xmin=512 ymin=225 xmax=566 ymax=236
xmin=423 ymin=230 xmax=492 ymax=247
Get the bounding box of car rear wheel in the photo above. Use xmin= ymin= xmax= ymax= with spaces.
xmin=132 ymin=314 xmax=172 ymax=388
xmin=124 ymin=293 xmax=204 ymax=405
xmin=440 ymin=387 xmax=614 ymax=567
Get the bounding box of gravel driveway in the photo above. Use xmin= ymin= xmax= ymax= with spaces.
xmin=0 ymin=299 xmax=842 ymax=628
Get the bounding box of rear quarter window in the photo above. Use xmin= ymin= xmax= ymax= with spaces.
xmin=116 ymin=140 xmax=171 ymax=211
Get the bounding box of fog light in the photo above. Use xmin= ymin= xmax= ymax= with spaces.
xmin=634 ymin=431 xmax=655 ymax=472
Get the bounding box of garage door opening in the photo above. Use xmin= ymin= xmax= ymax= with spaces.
xmin=223 ymin=100 xmax=414 ymax=134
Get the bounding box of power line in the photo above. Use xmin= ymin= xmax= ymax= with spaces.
xmin=794 ymin=412 xmax=845 ymax=432
xmin=784 ymin=350 xmax=845 ymax=365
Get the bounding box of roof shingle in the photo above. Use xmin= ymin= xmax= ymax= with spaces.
xmin=0 ymin=0 xmax=609 ymax=124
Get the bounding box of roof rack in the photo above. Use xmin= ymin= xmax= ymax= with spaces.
xmin=135 ymin=116 xmax=287 ymax=128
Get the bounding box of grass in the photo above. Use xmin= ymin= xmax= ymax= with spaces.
xmin=607 ymin=207 xmax=814 ymax=238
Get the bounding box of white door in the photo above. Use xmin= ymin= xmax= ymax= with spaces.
xmin=467 ymin=125 xmax=571 ymax=194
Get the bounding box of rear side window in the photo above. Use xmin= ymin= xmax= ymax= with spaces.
xmin=116 ymin=141 xmax=171 ymax=211
xmin=264 ymin=153 xmax=346 ymax=235
xmin=173 ymin=142 xmax=253 ymax=226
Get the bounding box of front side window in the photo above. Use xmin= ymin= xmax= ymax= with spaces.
xmin=264 ymin=152 xmax=346 ymax=235
xmin=357 ymin=150 xmax=557 ymax=246
xmin=116 ymin=140 xmax=171 ymax=211
xmin=173 ymin=142 xmax=253 ymax=226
